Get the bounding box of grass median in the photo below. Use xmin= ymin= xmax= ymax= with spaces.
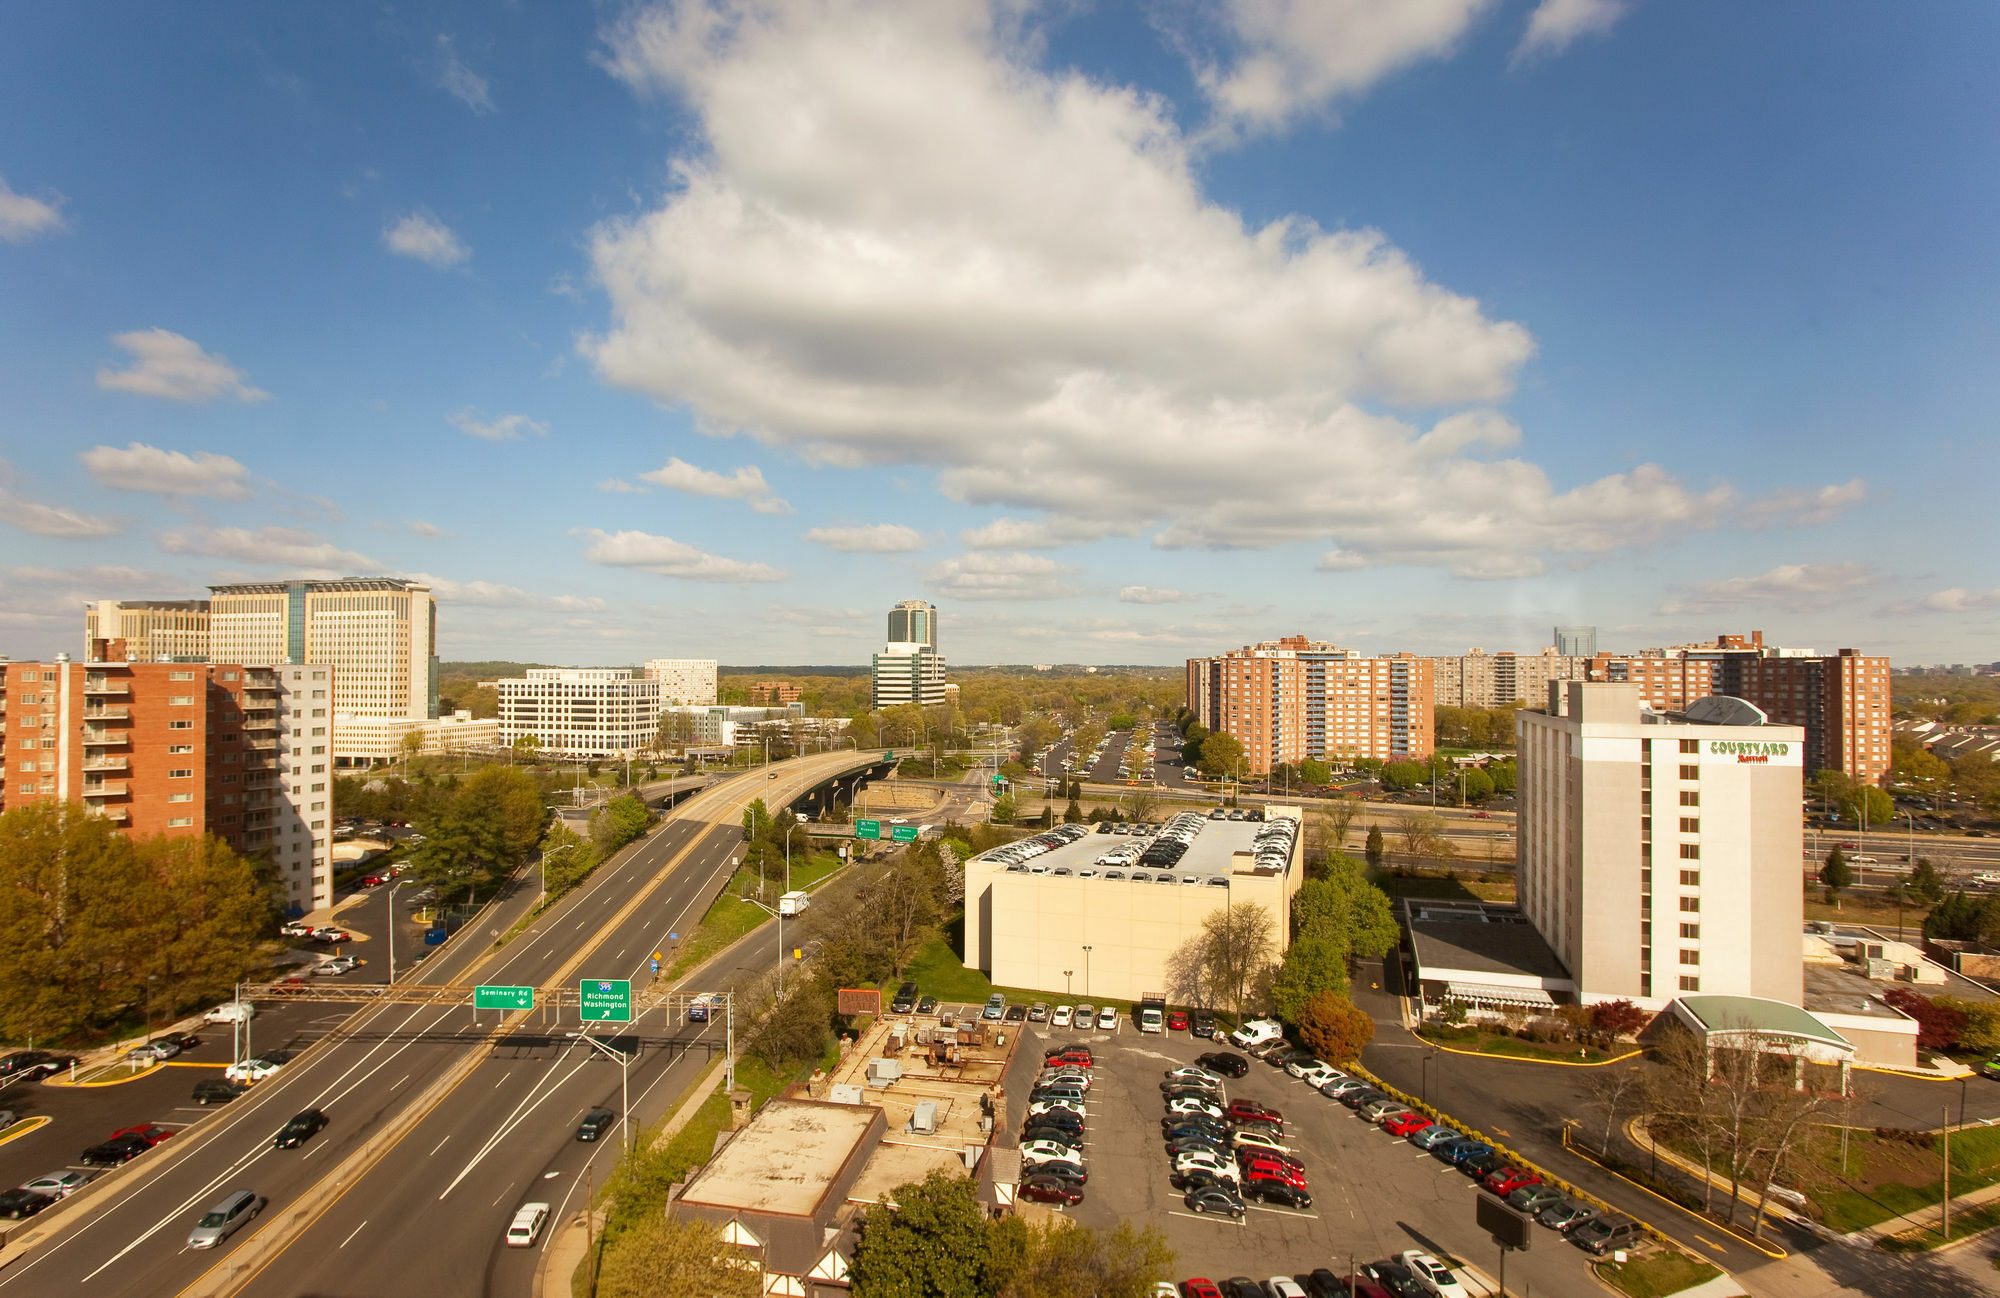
xmin=663 ymin=851 xmax=848 ymax=982
xmin=1592 ymin=1251 xmax=1722 ymax=1298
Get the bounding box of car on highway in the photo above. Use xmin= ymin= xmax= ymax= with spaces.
xmin=110 ymin=1124 xmax=176 ymax=1147
xmin=505 ymin=1202 xmax=550 ymax=1247
xmin=1182 ymin=1184 xmax=1246 ymax=1219
xmin=575 ymin=1108 xmax=616 ymax=1142
xmin=20 ymin=1171 xmax=92 ymax=1200
xmin=1196 ymin=1051 xmax=1248 ymax=1078
xmin=1019 ymin=1174 xmax=1084 ymax=1206
xmin=225 ymin=1057 xmax=283 ymax=1082
xmin=0 ymin=1188 xmax=54 ymax=1219
xmin=273 ymin=1109 xmax=329 ymax=1149
xmin=188 ymin=1190 xmax=261 ymax=1250
xmin=193 ymin=1078 xmax=250 ymax=1105
xmin=80 ymin=1134 xmax=153 ymax=1166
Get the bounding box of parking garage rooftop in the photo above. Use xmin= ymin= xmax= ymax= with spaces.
xmin=972 ymin=810 xmax=1301 ymax=883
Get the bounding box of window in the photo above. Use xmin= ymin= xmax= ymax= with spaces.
xmin=169 ymin=744 xmax=194 ymax=755
xmin=168 ymin=696 xmax=194 ymax=706
xmin=1679 ymin=764 xmax=1699 ymax=780
xmin=1680 ymin=923 xmax=1700 ymax=939
xmin=1679 ymin=843 xmax=1700 ymax=859
xmin=1679 ymin=975 xmax=1700 ymax=991
xmin=1679 ymin=949 xmax=1699 ymax=964
xmin=169 ymin=720 xmax=193 ymax=730
xmin=1679 ymin=896 xmax=1700 ymax=912
xmin=168 ymin=768 xmax=193 ymax=779
xmin=168 ymin=817 xmax=194 ymax=827
xmin=1679 ymin=738 xmax=1699 ymax=753
xmin=1680 ymin=790 xmax=1699 ymax=807
xmin=169 ymin=671 xmax=196 ymax=681
xmin=40 ymin=737 xmax=54 ymax=749
xmin=1679 ymin=817 xmax=1700 ymax=833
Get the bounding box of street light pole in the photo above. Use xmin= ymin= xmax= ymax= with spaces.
xmin=570 ymin=1032 xmax=634 ymax=1152
xmin=386 ymin=880 xmax=409 ymax=984
xmin=1083 ymin=945 xmax=1092 ymax=997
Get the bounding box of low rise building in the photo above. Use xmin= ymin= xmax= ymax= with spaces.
xmin=327 ymin=710 xmax=500 ymax=766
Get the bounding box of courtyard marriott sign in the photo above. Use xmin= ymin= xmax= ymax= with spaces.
xmin=1705 ymin=738 xmax=1798 ymax=765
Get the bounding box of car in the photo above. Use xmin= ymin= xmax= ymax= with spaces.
xmin=1183 ymin=1185 xmax=1246 ymax=1218
xmin=1022 ymin=1138 xmax=1083 ymax=1163
xmin=1569 ymin=1214 xmax=1643 ymax=1254
xmin=1027 ymin=1098 xmax=1084 ymax=1122
xmin=19 ymin=1171 xmax=91 ymax=1200
xmin=1005 ymin=1004 xmax=1028 ymax=1023
xmin=1165 ymin=1134 xmax=1229 ymax=1159
xmin=1025 ymin=1160 xmax=1087 ymax=1189
xmin=1460 ymin=1151 xmax=1509 ymax=1181
xmin=1163 ymin=1118 xmax=1230 ymax=1143
xmin=1172 ymin=1150 xmax=1240 ymax=1182
xmin=1434 ymin=1138 xmax=1492 ymax=1166
xmin=1359 ymin=1097 xmax=1408 ymax=1123
xmin=1537 ymin=1198 xmax=1602 ymax=1232
xmin=279 ymin=921 xmax=316 ymax=938
xmin=225 ymin=1058 xmax=283 ymax=1082
xmin=1221 ymin=1281 xmax=1264 ymax=1298
xmin=1262 ymin=1277 xmax=1309 ymax=1297
xmin=1237 ymin=1145 xmax=1307 ymax=1175
xmin=1182 ymin=1282 xmax=1226 ymax=1298
xmin=1166 ymin=1095 xmax=1224 ymax=1120
xmin=1482 ymin=1167 xmax=1542 ymax=1196
xmin=1225 ymin=1100 xmax=1283 ymax=1129
xmin=359 ymin=873 xmax=390 ymax=887
xmin=1293 ymin=1063 xmax=1343 ymax=1088
xmin=1360 ymin=1260 xmax=1425 ymax=1298
xmin=1171 ymin=1166 xmax=1235 ymax=1194
xmin=1051 ymin=1005 xmax=1075 ymax=1027
xmin=1097 ymin=1007 xmax=1119 ymax=1030
xmin=1339 ymin=1087 xmax=1389 ymax=1111
xmin=0 ymin=1189 xmax=54 ymax=1219
xmin=273 ymin=1109 xmax=329 ymax=1149
xmin=1231 ymin=1128 xmax=1291 ymax=1156
xmin=110 ymin=1124 xmax=176 ymax=1147
xmin=1321 ymin=1077 xmax=1372 ymax=1100
xmin=1505 ymin=1183 xmax=1567 ymax=1214
xmin=124 ymin=1039 xmax=181 ymax=1061
xmin=1019 ymin=1174 xmax=1084 ymax=1206
xmin=890 ymin=982 xmax=920 ymax=1014
xmin=1022 ymin=1126 xmax=1083 ymax=1151
xmin=915 ymin=995 xmax=939 ymax=1015
xmin=193 ymin=1078 xmax=250 ymax=1105
xmin=1409 ymin=1124 xmax=1464 ymax=1150
xmin=1162 ymin=1084 xmax=1223 ymax=1107
xmin=571 ymin=1107 xmax=617 ymax=1142
xmin=1045 ymin=1046 xmax=1093 ymax=1068
xmin=504 ymin=1202 xmax=550 ymax=1248
xmin=80 ymin=1135 xmax=152 ymax=1166
xmin=312 ymin=927 xmax=353 ymax=943
xmin=1197 ymin=1051 xmax=1249 ymax=1078
xmin=1192 ymin=1011 xmax=1217 ymax=1037
xmin=1166 ymin=1010 xmax=1189 ymax=1032
xmin=1027 ymin=1002 xmax=1050 ymax=1022
xmin=1039 ymin=1069 xmax=1092 ymax=1091
xmin=1164 ymin=1065 xmax=1224 ymax=1085
xmin=1382 ymin=1111 xmax=1434 ymax=1137
xmin=1031 ymin=1105 xmax=1084 ymax=1130
xmin=1268 ymin=1047 xmax=1317 ymax=1072
xmin=982 ymin=993 xmax=1006 ymax=1021
xmin=314 ymin=956 xmax=359 ymax=976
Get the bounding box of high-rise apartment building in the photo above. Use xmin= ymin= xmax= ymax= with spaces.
xmin=0 ymin=655 xmax=334 ymax=910
xmin=642 ymin=658 xmax=718 ymax=705
xmin=1553 ymin=625 xmax=1598 ymax=658
xmin=886 ymin=600 xmax=938 ymax=648
xmin=495 ymin=669 xmax=663 ymax=757
xmin=208 ymin=579 xmax=437 ymax=729
xmin=871 ymin=644 xmax=947 ymax=711
xmin=83 ymin=600 xmax=212 ymax=662
xmin=1432 ymin=648 xmax=1588 ymax=710
xmin=1517 ymin=684 xmax=1802 ymax=1006
xmin=1185 ymin=636 xmax=1434 ymax=774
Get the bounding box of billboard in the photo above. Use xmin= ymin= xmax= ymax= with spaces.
xmin=837 ymin=988 xmax=883 ymax=1016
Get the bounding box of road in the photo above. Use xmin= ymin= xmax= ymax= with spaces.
xmin=0 ymin=749 xmax=880 ymax=1298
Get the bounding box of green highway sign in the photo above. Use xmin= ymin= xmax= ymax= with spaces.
xmin=891 ymin=826 xmax=919 ymax=843
xmin=579 ymin=979 xmax=633 ymax=1023
xmin=855 ymin=819 xmax=881 ymax=840
xmin=474 ymin=985 xmax=535 ymax=1011
xmin=884 ymin=750 xmax=895 ymax=760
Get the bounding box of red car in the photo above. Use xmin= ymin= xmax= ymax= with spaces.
xmin=1242 ymin=1155 xmax=1308 ymax=1188
xmin=1382 ymin=1111 xmax=1434 ymax=1137
xmin=1166 ymin=1009 xmax=1190 ymax=1032
xmin=359 ymin=873 xmax=389 ymax=887
xmin=1483 ymin=1166 xmax=1543 ymax=1196
xmin=1181 ymin=1282 xmax=1225 ymax=1298
xmin=109 ymin=1124 xmax=176 ymax=1147
xmin=1018 ymin=1174 xmax=1084 ymax=1206
xmin=1236 ymin=1146 xmax=1306 ymax=1175
xmin=1044 ymin=1047 xmax=1093 ymax=1068
xmin=1225 ymin=1099 xmax=1283 ymax=1130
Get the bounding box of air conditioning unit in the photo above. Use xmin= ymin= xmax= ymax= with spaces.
xmin=910 ymin=1100 xmax=938 ymax=1135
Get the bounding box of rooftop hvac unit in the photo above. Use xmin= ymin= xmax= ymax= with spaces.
xmin=910 ymin=1100 xmax=939 ymax=1135
xmin=829 ymin=1084 xmax=864 ymax=1106
xmin=865 ymin=1059 xmax=902 ymax=1087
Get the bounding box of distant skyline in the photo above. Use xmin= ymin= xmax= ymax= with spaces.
xmin=3 ymin=3 xmax=1996 ymax=667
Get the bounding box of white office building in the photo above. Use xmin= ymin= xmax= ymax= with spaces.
xmin=871 ymin=643 xmax=947 ymax=711
xmin=1517 ymin=683 xmax=1803 ymax=1007
xmin=643 ymin=658 xmax=718 ymax=705
xmin=496 ymin=668 xmax=662 ymax=758
xmin=662 ymin=703 xmax=807 ymax=748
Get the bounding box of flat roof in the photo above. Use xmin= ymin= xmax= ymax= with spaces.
xmin=973 ymin=813 xmax=1297 ymax=883
xmin=1402 ymin=900 xmax=1574 ymax=984
xmin=678 ymin=1099 xmax=880 ymax=1218
xmin=1676 ymin=995 xmax=1851 ymax=1047
xmin=1801 ymin=964 xmax=1919 ymax=1021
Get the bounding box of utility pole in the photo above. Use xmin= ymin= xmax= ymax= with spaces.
xmin=1942 ymin=1106 xmax=1951 ymax=1241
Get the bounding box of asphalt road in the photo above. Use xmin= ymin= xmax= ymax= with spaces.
xmin=0 ymin=750 xmax=874 ymax=1298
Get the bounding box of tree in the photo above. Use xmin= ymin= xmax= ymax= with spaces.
xmin=752 ymin=978 xmax=835 ymax=1068
xmin=595 ymin=1216 xmax=759 ymax=1298
xmin=1067 ymin=778 xmax=1083 ymax=802
xmin=1122 ymin=789 xmax=1159 ymax=824
xmin=1063 ymin=798 xmax=1084 ymax=824
xmin=409 ymin=765 xmax=548 ymax=903
xmin=850 ymin=1167 xmax=991 ymax=1298
xmin=987 ymin=1218 xmax=1175 ymax=1298
xmin=1364 ymin=824 xmax=1385 ymax=870
xmin=1197 ymin=903 xmax=1276 ymax=1021
xmin=1269 ymin=935 xmax=1348 ymax=1023
xmin=398 ymin=729 xmax=425 ymax=771
xmin=1582 ymin=1064 xmax=1646 ymax=1159
xmin=991 ymin=793 xmax=1017 ymax=825
xmin=1587 ymin=999 xmax=1652 ymax=1047
xmin=1841 ymin=785 xmax=1894 ymax=830
xmin=1295 ymin=992 xmax=1373 ymax=1063
xmin=1395 ymin=812 xmax=1453 ymax=870
xmin=1907 ymin=857 xmax=1947 ymax=906
xmin=1297 ymin=759 xmax=1332 ymax=788
xmin=1289 ymin=864 xmax=1398 ymax=963
xmin=1196 ymin=732 xmax=1245 ymax=781
xmin=1460 ymin=767 xmax=1495 ymax=804
xmin=590 ymin=795 xmax=652 ymax=856
xmin=1881 ymin=988 xmax=1966 ymax=1051
xmin=1947 ymin=998 xmax=2000 ymax=1055
xmin=1809 ymin=768 xmax=1855 ymax=814
xmin=1819 ymin=846 xmax=1853 ymax=907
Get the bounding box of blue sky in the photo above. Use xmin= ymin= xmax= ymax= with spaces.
xmin=3 ymin=1 xmax=1995 ymax=667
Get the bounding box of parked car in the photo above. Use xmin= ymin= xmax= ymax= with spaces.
xmin=312 ymin=927 xmax=353 ymax=943
xmin=1225 ymin=1100 xmax=1283 ymax=1130
xmin=1482 ymin=1167 xmax=1543 ymax=1197
xmin=1025 ymin=1160 xmax=1086 ymax=1189
xmin=1398 ymin=1252 xmax=1468 ymax=1298
xmin=1097 ymin=1007 xmax=1119 ymax=1030
xmin=1167 ymin=1010 xmax=1190 ymax=1032
xmin=1019 ymin=1174 xmax=1084 ymax=1206
xmin=1537 ymin=1198 xmax=1602 ymax=1232
xmin=916 ymin=995 xmax=939 ymax=1015
xmin=1166 ymin=1095 xmax=1224 ymax=1120
xmin=982 ymin=993 xmax=1006 ymax=1021
xmin=193 ymin=1078 xmax=250 ymax=1105
xmin=1360 ymin=1259 xmax=1425 ymax=1298
xmin=273 ymin=1110 xmax=329 ymax=1149
xmin=1051 ymin=1005 xmax=1075 ymax=1028
xmin=1506 ymin=1184 xmax=1567 ymax=1214
xmin=80 ymin=1135 xmax=152 ymax=1166
xmin=1321 ymin=1077 xmax=1372 ymax=1100
xmin=124 ymin=1039 xmax=181 ymax=1061
xmin=0 ymin=1189 xmax=54 ymax=1219
xmin=1196 ymin=1051 xmax=1249 ymax=1078
xmin=225 ymin=1058 xmax=283 ymax=1082
xmin=279 ymin=921 xmax=317 ymax=938
xmin=109 ymin=1124 xmax=176 ymax=1147
xmin=1293 ymin=1063 xmax=1343 ymax=1088
xmin=1172 ymin=1149 xmax=1241 ymax=1182
xmin=1382 ymin=1111 xmax=1434 ymax=1137
xmin=1045 ymin=1046 xmax=1093 ymax=1068
xmin=1359 ymin=1097 xmax=1408 ymax=1123
xmin=1262 ymin=1277 xmax=1309 ymax=1297
xmin=1164 ymin=1065 xmax=1222 ymax=1085
xmin=19 ymin=1171 xmax=91 ymax=1199
xmin=1434 ymin=1138 xmax=1493 ymax=1167
xmin=1022 ymin=1138 xmax=1083 ymax=1164
xmin=1410 ymin=1125 xmax=1464 ymax=1151
xmin=314 ymin=956 xmax=359 ymax=976
xmin=890 ymin=982 xmax=919 ymax=1014
xmin=1182 ymin=1280 xmax=1226 ymax=1298
xmin=1191 ymin=1011 xmax=1217 ymax=1038
xmin=1182 ymin=1185 xmax=1246 ymax=1218
xmin=1569 ymin=1215 xmax=1643 ymax=1255
xmin=1459 ymin=1151 xmax=1509 ymax=1181
xmin=1231 ymin=1128 xmax=1291 ymax=1156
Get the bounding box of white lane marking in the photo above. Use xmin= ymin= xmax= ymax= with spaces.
xmin=438 ymin=1054 xmax=595 ymax=1200
xmin=338 ymin=1219 xmax=367 ymax=1249
xmin=391 ymin=1073 xmax=408 ymax=1091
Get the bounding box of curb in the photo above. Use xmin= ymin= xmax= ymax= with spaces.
xmin=0 ymin=1117 xmax=50 ymax=1148
xmin=43 ymin=1062 xmax=164 ymax=1088
xmin=1411 ymin=1035 xmax=1645 ymax=1069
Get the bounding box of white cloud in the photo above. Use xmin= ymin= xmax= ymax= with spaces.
xmin=95 ymin=329 xmax=268 ymax=403
xmin=158 ymin=525 xmax=379 ymax=572
xmin=1118 ymin=585 xmax=1189 ymax=605
xmin=1192 ymin=0 xmax=1492 ymax=134
xmin=585 ymin=3 xmax=1833 ymax=583
xmin=1515 ymin=0 xmax=1629 ymax=62
xmin=1890 ymin=588 xmax=2000 ymax=616
xmin=406 ymin=520 xmax=448 ymax=538
xmin=576 ymin=527 xmax=786 ymax=583
xmin=1660 ymin=563 xmax=1877 ymax=616
xmin=0 ymin=458 xmax=118 ymax=538
xmin=0 ymin=175 xmax=67 ymax=242
xmin=637 ymin=457 xmax=791 ymax=514
xmin=804 ymin=523 xmax=925 ymax=553
xmin=1739 ymin=478 xmax=1867 ymax=529
xmin=384 ymin=211 xmax=470 ymax=268
xmin=596 ymin=478 xmax=650 ymax=494
xmin=927 ymin=551 xmax=1081 ymax=601
xmin=81 ymin=442 xmax=252 ymax=499
xmin=408 ymin=574 xmax=605 ymax=612
xmin=448 ymin=409 xmax=548 ymax=440
xmin=436 ymin=34 xmax=495 ymax=113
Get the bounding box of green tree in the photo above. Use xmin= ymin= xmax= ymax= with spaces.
xmin=987 ymin=1218 xmax=1175 ymax=1298
xmin=1907 ymin=857 xmax=1947 ymax=906
xmin=850 ymin=1167 xmax=991 ymax=1298
xmin=595 ymin=1216 xmax=759 ymax=1298
xmin=1841 ymin=786 xmax=1894 ymax=829
xmin=1364 ymin=824 xmax=1385 ymax=870
xmin=1295 ymin=991 xmax=1374 ymax=1063
xmin=1460 ymin=767 xmax=1495 ymax=803
xmin=991 ymin=793 xmax=1017 ymax=824
xmin=1197 ymin=902 xmax=1276 ymax=1021
xmin=1290 ymin=860 xmax=1401 ymax=961
xmin=1487 ymin=760 xmax=1516 ymax=794
xmin=590 ymin=794 xmax=652 ymax=856
xmin=1269 ymin=934 xmax=1349 ymax=1023
xmin=1298 ymin=759 xmax=1331 ymax=787
xmin=409 ymin=765 xmax=548 ymax=904
xmin=1196 ymin=732 xmax=1245 ymax=780
xmin=1819 ymin=846 xmax=1853 ymax=908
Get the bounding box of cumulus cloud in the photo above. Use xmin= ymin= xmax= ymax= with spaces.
xmin=1190 ymin=0 xmax=1491 ymax=134
xmin=95 ymin=329 xmax=268 ymax=403
xmin=0 ymin=458 xmax=119 ymax=538
xmin=159 ymin=525 xmax=379 ymax=572
xmin=1887 ymin=588 xmax=2000 ymax=616
xmin=576 ymin=527 xmax=786 ymax=583
xmin=384 ymin=211 xmax=470 ymax=268
xmin=637 ymin=457 xmax=791 ymax=514
xmin=448 ymin=409 xmax=548 ymax=440
xmin=406 ymin=520 xmax=447 ymax=538
xmin=1739 ymin=479 xmax=1867 ymax=529
xmin=1515 ymin=0 xmax=1629 ymax=62
xmin=927 ymin=551 xmax=1081 ymax=601
xmin=436 ymin=34 xmax=495 ymax=113
xmin=410 ymin=574 xmax=605 ymax=612
xmin=596 ymin=478 xmax=650 ymax=494
xmin=0 ymin=175 xmax=67 ymax=242
xmin=1660 ymin=562 xmax=1877 ymax=616
xmin=1118 ymin=585 xmax=1189 ymax=605
xmin=805 ymin=523 xmax=925 ymax=553
xmin=81 ymin=442 xmax=252 ymax=499
xmin=583 ymin=2 xmax=1838 ymax=586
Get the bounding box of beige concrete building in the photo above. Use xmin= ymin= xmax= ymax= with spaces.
xmin=83 ymin=599 xmax=211 ymax=662
xmin=1517 ymin=683 xmax=1803 ymax=1008
xmin=643 ymin=657 xmax=718 ymax=705
xmin=208 ymin=578 xmax=437 ymax=727
xmin=963 ymin=810 xmax=1304 ymax=1004
xmin=327 ymin=711 xmax=500 ymax=764
xmin=1432 ymin=647 xmax=1588 ymax=709
xmin=496 ymin=668 xmax=662 ymax=757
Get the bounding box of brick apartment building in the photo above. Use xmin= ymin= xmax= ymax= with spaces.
xmin=749 ymin=681 xmax=803 ymax=706
xmin=1185 ymin=636 xmax=1434 ymax=775
xmin=1432 ymin=647 xmax=1589 ymax=709
xmin=0 ymin=655 xmax=334 ymax=911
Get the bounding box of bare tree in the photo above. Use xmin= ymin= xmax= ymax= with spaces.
xmin=1583 ymin=1062 xmax=1647 ymax=1158
xmin=1199 ymin=903 xmax=1277 ymax=1022
xmin=1394 ymin=811 xmax=1453 ymax=870
xmin=1326 ymin=795 xmax=1359 ymax=851
xmin=1123 ymin=789 xmax=1160 ymax=824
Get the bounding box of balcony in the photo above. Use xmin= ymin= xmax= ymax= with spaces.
xmin=82 ymin=705 xmax=130 ymax=721
xmin=82 ymin=755 xmax=129 ymax=773
xmin=90 ymin=806 xmax=130 ymax=823
xmin=81 ymin=781 xmax=129 ymax=799
xmin=242 ymin=674 xmax=279 ymax=693
xmin=83 ymin=676 xmax=130 ymax=696
xmin=81 ymin=726 xmax=131 ymax=747
xmin=242 ymin=715 xmax=279 ymax=731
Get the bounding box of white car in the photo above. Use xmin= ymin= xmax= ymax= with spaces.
xmin=1050 ymin=1004 xmax=1074 ymax=1028
xmin=1284 ymin=1056 xmax=1328 ymax=1079
xmin=1022 ymin=1138 xmax=1083 ymax=1164
xmin=1163 ymin=1065 xmax=1221 ymax=1085
xmin=314 ymin=956 xmax=359 ymax=976
xmin=1228 ymin=1018 xmax=1284 ymax=1050
xmin=1171 ymin=1149 xmax=1239 ymax=1182
xmin=1265 ymin=1281 xmax=1308 ymax=1298
xmin=20 ymin=1171 xmax=92 ymax=1199
xmin=1027 ymin=1098 xmax=1084 ymax=1121
xmin=1294 ymin=1063 xmax=1344 ymax=1088
xmin=1036 ymin=1069 xmax=1091 ymax=1091
xmin=224 ymin=1058 xmax=283 ymax=1082
xmin=1096 ymin=1007 xmax=1118 ymax=1030
xmin=505 ymin=1202 xmax=550 ymax=1248
xmin=1164 ymin=1095 xmax=1223 ymax=1120
xmin=1232 ymin=1128 xmax=1291 ymax=1156
xmin=1400 ymin=1251 xmax=1469 ymax=1298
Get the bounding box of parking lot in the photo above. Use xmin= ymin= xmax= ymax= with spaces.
xmin=1017 ymin=1021 xmax=1613 ymax=1296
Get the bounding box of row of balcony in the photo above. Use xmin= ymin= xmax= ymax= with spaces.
xmin=82 ymin=755 xmax=129 ymax=773
xmin=81 ymin=781 xmax=129 ymax=799
xmin=83 ymin=676 xmax=130 ymax=695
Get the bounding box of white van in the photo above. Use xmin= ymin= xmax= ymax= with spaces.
xmin=1229 ymin=1018 xmax=1284 ymax=1050
xmin=203 ymin=1002 xmax=255 ymax=1025
xmin=505 ymin=1202 xmax=550 ymax=1247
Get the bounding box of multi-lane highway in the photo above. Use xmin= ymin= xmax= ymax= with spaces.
xmin=0 ymin=749 xmax=878 ymax=1298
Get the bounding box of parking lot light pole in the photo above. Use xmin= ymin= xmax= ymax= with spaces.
xmin=385 ymin=880 xmax=409 ymax=984
xmin=569 ymin=1032 xmax=634 ymax=1152
xmin=1063 ymin=970 xmax=1073 ymax=997
xmin=1082 ymin=946 xmax=1092 ymax=997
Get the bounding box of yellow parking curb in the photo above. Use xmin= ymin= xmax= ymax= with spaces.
xmin=0 ymin=1116 xmax=51 ymax=1147
xmin=164 ymin=1061 xmax=230 ymax=1069
xmin=1414 ymin=1037 xmax=1645 ymax=1068
xmin=42 ymin=1061 xmax=163 ymax=1088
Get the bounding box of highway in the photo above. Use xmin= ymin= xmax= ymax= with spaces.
xmin=0 ymin=749 xmax=879 ymax=1298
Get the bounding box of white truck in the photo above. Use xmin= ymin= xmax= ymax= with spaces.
xmin=1138 ymin=993 xmax=1167 ymax=1034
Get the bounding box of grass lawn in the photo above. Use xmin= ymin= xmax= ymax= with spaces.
xmin=1416 ymin=1024 xmax=1625 ymax=1064
xmin=1774 ymin=1124 xmax=2000 ymax=1235
xmin=897 ymin=932 xmax=1144 ymax=1015
xmin=1376 ymin=873 xmax=1517 ymax=904
xmin=1593 ymin=1252 xmax=1721 ymax=1298
xmin=660 ymin=852 xmax=849 ymax=981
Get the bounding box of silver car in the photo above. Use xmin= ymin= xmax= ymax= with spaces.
xmin=187 ymin=1189 xmax=259 ymax=1248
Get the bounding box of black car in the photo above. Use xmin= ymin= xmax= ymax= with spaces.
xmin=0 ymin=1051 xmax=60 ymax=1082
xmin=890 ymin=982 xmax=919 ymax=1014
xmin=1004 ymin=1003 xmax=1028 ymax=1023
xmin=1303 ymin=1269 xmax=1350 ymax=1298
xmin=193 ymin=1078 xmax=250 ymax=1105
xmin=1570 ymin=1215 xmax=1644 ymax=1255
xmin=1266 ymin=1046 xmax=1315 ymax=1070
xmin=575 ymin=1108 xmax=616 ymax=1142
xmin=1196 ymin=1051 xmax=1248 ymax=1078
xmin=1030 ymin=1108 xmax=1084 ymax=1133
xmin=273 ymin=1109 xmax=328 ymax=1149
xmin=1169 ymin=1167 xmax=1231 ymax=1193
xmin=1026 ymin=1161 xmax=1086 ymax=1189
xmin=1360 ymin=1261 xmax=1424 ymax=1298
xmin=1165 ymin=1134 xmax=1228 ymax=1158
xmin=1184 ymin=1185 xmax=1246 ymax=1219
xmin=915 ymin=995 xmax=939 ymax=1015
xmin=1191 ymin=1011 xmax=1217 ymax=1038
xmin=1242 ymin=1178 xmax=1311 ymax=1209
xmin=1221 ymin=1278 xmax=1263 ymax=1298
xmin=80 ymin=1135 xmax=152 ymax=1167
xmin=1021 ymin=1126 xmax=1082 ymax=1150
xmin=1339 ymin=1087 xmax=1388 ymax=1110
xmin=0 ymin=1188 xmax=54 ymax=1220
xmin=1460 ymin=1151 xmax=1509 ymax=1180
